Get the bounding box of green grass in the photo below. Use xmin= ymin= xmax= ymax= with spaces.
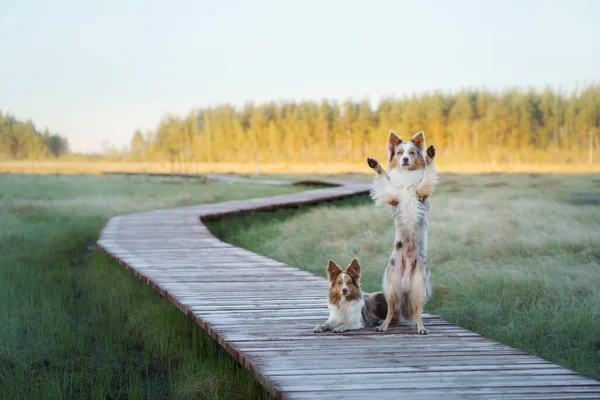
xmin=0 ymin=173 xmax=307 ymax=399
xmin=206 ymin=173 xmax=600 ymax=380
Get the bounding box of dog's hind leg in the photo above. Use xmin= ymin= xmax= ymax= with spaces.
xmin=411 ymin=280 xmax=428 ymax=335
xmin=414 ymin=304 xmax=428 ymax=335
xmin=376 ymin=291 xmax=396 ymax=332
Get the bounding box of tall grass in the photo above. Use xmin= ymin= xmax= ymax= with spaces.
xmin=206 ymin=173 xmax=600 ymax=380
xmin=1 ymin=160 xmax=598 ymax=176
xmin=0 ymin=174 xmax=304 ymax=399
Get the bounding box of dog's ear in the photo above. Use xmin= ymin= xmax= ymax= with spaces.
xmin=346 ymin=258 xmax=361 ymax=282
xmin=327 ymin=260 xmax=342 ymax=282
xmin=388 ymin=130 xmax=402 ymax=161
xmin=411 ymin=131 xmax=425 ymax=152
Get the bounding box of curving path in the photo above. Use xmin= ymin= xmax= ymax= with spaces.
xmin=97 ymin=179 xmax=600 ymax=399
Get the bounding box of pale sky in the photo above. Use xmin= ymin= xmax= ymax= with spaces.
xmin=1 ymin=0 xmax=598 ymax=153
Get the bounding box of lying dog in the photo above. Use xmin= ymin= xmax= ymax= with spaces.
xmin=314 ymin=259 xmax=387 ymax=333
xmin=367 ymin=130 xmax=438 ymax=334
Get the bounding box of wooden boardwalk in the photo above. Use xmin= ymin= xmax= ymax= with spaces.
xmin=97 ymin=180 xmax=600 ymax=399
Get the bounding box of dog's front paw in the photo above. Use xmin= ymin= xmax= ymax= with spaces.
xmin=417 ymin=326 xmax=429 ymax=335
xmin=332 ymin=325 xmax=347 ymax=333
xmin=367 ymin=157 xmax=378 ymax=168
xmin=313 ymin=325 xmax=325 ymax=333
xmin=367 ymin=157 xmax=380 ymax=170
xmin=375 ymin=323 xmax=389 ymax=332
xmin=426 ymin=145 xmax=435 ymax=162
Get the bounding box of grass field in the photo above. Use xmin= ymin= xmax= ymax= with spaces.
xmin=0 ymin=173 xmax=308 ymax=399
xmin=206 ymin=173 xmax=600 ymax=380
xmin=1 ymin=160 xmax=599 ymax=176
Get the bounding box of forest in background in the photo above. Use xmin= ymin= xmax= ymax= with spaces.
xmin=3 ymin=85 xmax=599 ymax=166
xmin=0 ymin=112 xmax=69 ymax=160
xmin=127 ymin=85 xmax=600 ymax=165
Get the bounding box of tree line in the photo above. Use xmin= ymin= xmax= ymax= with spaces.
xmin=129 ymin=85 xmax=600 ymax=165
xmin=3 ymin=86 xmax=599 ymax=165
xmin=0 ymin=112 xmax=69 ymax=160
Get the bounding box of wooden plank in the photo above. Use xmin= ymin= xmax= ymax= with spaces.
xmin=97 ymin=180 xmax=600 ymax=399
xmin=263 ymin=363 xmax=562 ymax=376
xmin=247 ymin=356 xmax=571 ymax=373
xmin=215 ymin=328 xmax=479 ymax=341
xmin=232 ymin=337 xmax=502 ymax=350
xmin=268 ymin=373 xmax=598 ymax=391
xmin=284 ymin=387 xmax=600 ymax=400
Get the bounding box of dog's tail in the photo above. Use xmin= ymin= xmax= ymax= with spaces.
xmin=399 ymin=292 xmax=415 ymax=322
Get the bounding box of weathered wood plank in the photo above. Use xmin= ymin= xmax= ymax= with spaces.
xmin=270 ymin=373 xmax=598 ymax=391
xmin=284 ymin=386 xmax=600 ymax=400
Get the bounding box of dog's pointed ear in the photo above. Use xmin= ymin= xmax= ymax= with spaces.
xmin=388 ymin=130 xmax=402 ymax=160
xmin=327 ymin=260 xmax=342 ymax=282
xmin=411 ymin=131 xmax=425 ymax=151
xmin=346 ymin=258 xmax=361 ymax=282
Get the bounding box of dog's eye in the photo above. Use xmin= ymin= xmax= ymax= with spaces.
xmin=399 ymin=149 xmax=404 ymax=154
xmin=408 ymin=150 xmax=414 ymax=155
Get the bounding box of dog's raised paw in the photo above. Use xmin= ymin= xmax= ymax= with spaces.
xmin=426 ymin=145 xmax=435 ymax=160
xmin=367 ymin=157 xmax=379 ymax=169
xmin=313 ymin=325 xmax=325 ymax=333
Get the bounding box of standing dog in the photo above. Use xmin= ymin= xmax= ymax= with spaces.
xmin=367 ymin=130 xmax=438 ymax=334
xmin=314 ymin=259 xmax=387 ymax=333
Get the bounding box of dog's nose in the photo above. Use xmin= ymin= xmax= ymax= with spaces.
xmin=342 ymin=288 xmax=348 ymax=294
xmin=403 ymin=157 xmax=409 ymax=163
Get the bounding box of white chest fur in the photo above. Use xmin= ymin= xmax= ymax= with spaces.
xmin=328 ymin=297 xmax=365 ymax=325
xmin=389 ymin=169 xmax=425 ymax=233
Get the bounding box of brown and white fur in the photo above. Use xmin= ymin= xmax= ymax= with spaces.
xmin=314 ymin=259 xmax=388 ymax=333
xmin=366 ymin=130 xmax=438 ymax=334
